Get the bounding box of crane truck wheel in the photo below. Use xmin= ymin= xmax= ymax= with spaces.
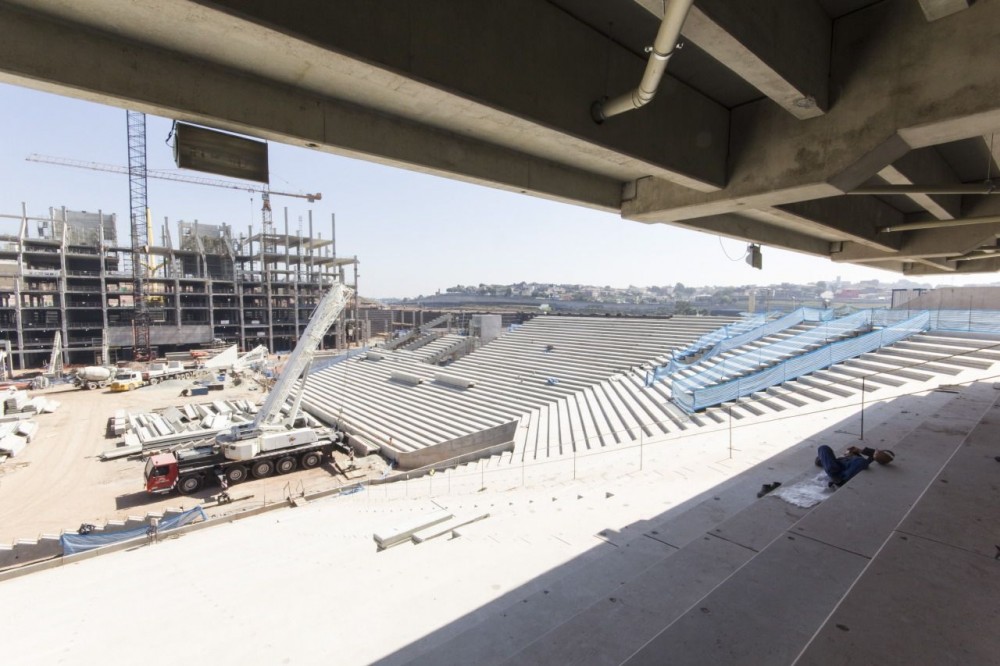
xmin=251 ymin=460 xmax=274 ymax=479
xmin=177 ymin=474 xmax=202 ymax=495
xmin=225 ymin=465 xmax=248 ymax=485
xmin=300 ymin=452 xmax=322 ymax=469
xmin=275 ymin=457 xmax=297 ymax=475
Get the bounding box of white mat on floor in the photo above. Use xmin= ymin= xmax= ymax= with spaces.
xmin=773 ymin=472 xmax=834 ymax=508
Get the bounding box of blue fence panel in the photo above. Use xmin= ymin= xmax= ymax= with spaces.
xmin=671 ymin=313 xmax=766 ymax=360
xmin=925 ymin=309 xmax=1000 ymax=334
xmin=61 ymin=506 xmax=207 ymax=555
xmin=671 ymin=310 xmax=869 ymax=394
xmin=673 ymin=311 xmax=930 ymax=412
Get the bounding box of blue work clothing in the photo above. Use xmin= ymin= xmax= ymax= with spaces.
xmin=817 ymin=445 xmax=872 ymax=487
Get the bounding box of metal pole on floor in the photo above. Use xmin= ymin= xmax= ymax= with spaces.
xmin=728 ymin=406 xmax=733 ymax=459
xmin=640 ymin=429 xmax=644 ymax=471
xmin=860 ymin=376 xmax=866 ymax=440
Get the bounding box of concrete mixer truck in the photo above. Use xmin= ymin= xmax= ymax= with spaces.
xmin=73 ymin=366 xmax=114 ymax=390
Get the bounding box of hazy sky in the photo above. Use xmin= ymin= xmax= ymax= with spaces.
xmin=2 ymin=83 xmax=997 ymax=299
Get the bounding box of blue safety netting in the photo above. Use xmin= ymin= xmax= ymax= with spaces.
xmin=671 ymin=311 xmax=930 ymax=412
xmin=672 ymin=309 xmax=874 ymax=393
xmin=670 ymin=313 xmax=767 ymax=360
xmin=646 ymin=308 xmax=835 ymax=386
xmin=60 ymin=506 xmax=207 ymax=555
xmin=926 ymin=309 xmax=1000 ymax=333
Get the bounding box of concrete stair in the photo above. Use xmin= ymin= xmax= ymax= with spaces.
xmin=381 ymin=383 xmax=998 ymax=666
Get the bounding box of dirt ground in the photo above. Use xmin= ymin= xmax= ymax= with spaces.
xmin=0 ymin=379 xmax=386 ymax=543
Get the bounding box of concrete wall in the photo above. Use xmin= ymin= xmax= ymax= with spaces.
xmin=379 ymin=420 xmax=518 ymax=471
xmin=893 ymin=287 xmax=1000 ymax=311
xmin=107 ymin=325 xmax=213 ymax=346
xmin=471 ymin=314 xmax=502 ymax=345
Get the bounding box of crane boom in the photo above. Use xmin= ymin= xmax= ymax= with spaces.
xmin=25 ymin=154 xmax=321 ymax=202
xmin=252 ymin=281 xmax=351 ymax=431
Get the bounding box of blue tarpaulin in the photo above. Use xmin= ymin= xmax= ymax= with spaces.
xmin=60 ymin=506 xmax=207 ymax=555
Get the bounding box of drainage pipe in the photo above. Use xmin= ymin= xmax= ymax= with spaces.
xmin=591 ymin=0 xmax=695 ymax=123
xmin=878 ymin=214 xmax=1000 ymax=233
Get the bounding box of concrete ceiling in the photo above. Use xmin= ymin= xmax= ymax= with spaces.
xmin=1 ymin=0 xmax=998 ymax=276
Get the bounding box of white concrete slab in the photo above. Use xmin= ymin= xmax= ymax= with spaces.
xmin=791 ymin=410 xmax=979 ymax=558
xmin=895 ymin=409 xmax=1000 ymax=555
xmin=402 ymin=531 xmax=676 ymax=666
xmin=797 ymin=533 xmax=1000 ymax=665
xmin=624 ymin=536 xmax=868 ymax=666
xmin=510 ymin=534 xmax=755 ymax=666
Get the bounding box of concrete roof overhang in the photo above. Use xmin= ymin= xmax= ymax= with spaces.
xmin=1 ymin=0 xmax=998 ymax=275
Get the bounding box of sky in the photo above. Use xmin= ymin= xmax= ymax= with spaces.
xmin=2 ymin=82 xmax=998 ymax=299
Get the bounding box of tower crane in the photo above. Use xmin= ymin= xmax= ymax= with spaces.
xmin=25 ymin=154 xmax=322 ymax=203
xmin=126 ymin=110 xmax=152 ymax=362
xmin=27 ymin=149 xmax=323 ymax=360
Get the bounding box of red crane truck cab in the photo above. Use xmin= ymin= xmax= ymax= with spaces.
xmin=145 ymin=453 xmax=179 ymax=494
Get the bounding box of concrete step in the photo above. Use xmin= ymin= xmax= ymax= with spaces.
xmin=843 ymin=358 xmax=932 ymax=382
xmin=823 ymin=366 xmax=900 ymax=388
xmin=397 ymin=388 xmax=963 ymax=666
xmin=621 ymin=383 xmax=999 ymax=666
xmin=797 ymin=391 xmax=1000 ymax=664
xmin=444 ymin=387 xmax=961 ymax=666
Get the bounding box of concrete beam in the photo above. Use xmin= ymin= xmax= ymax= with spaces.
xmin=987 ymin=134 xmax=1000 ymax=176
xmin=634 ymin=212 xmax=832 ymax=257
xmin=625 ymin=1 xmax=1000 ymax=220
xmin=776 ymin=196 xmax=904 ymax=251
xmin=183 ymin=0 xmax=730 ymax=191
xmin=831 ymin=223 xmax=1000 ymax=262
xmin=905 ymin=256 xmax=1000 ymax=275
xmin=0 ymin=3 xmax=622 ymax=210
xmin=917 ymin=0 xmax=971 ymax=22
xmin=875 ymin=147 xmax=961 ymax=220
xmin=909 ymin=257 xmax=958 ymax=272
xmin=635 ymin=0 xmax=830 ymax=119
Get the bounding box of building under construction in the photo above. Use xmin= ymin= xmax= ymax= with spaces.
xmin=0 ymin=205 xmax=359 ymax=370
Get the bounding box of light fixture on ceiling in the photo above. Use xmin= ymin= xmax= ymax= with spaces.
xmin=746 ymin=243 xmax=762 ymax=270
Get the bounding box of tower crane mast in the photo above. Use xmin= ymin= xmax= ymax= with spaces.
xmin=126 ymin=110 xmax=152 ymax=362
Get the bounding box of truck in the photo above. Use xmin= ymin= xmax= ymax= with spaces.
xmin=144 ymin=281 xmax=352 ymax=495
xmin=110 ymin=361 xmax=196 ymax=392
xmin=109 ymin=369 xmax=145 ymax=392
xmin=74 ymin=366 xmax=114 ymax=390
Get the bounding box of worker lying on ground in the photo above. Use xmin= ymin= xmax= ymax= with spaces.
xmin=815 ymin=445 xmax=894 ymax=488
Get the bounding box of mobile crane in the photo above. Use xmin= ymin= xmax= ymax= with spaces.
xmin=144 ymin=281 xmax=351 ymax=495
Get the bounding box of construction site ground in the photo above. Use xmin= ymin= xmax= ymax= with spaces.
xmin=0 ymin=378 xmax=385 ymax=544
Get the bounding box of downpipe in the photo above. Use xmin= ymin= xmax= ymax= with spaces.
xmin=592 ymin=0 xmax=695 ymax=123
